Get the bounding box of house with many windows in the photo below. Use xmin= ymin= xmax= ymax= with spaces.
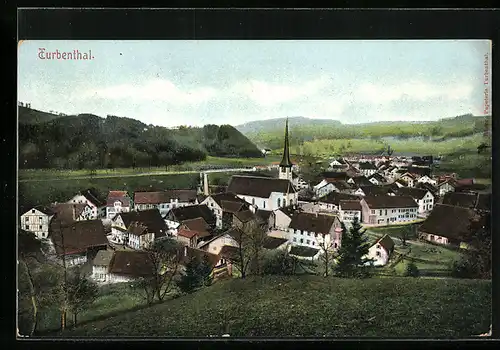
xmin=357 ymin=162 xmax=377 ymax=177
xmin=134 ymin=190 xmax=198 ymax=217
xmin=338 ymin=200 xmax=362 ymax=226
xmin=360 ymin=195 xmax=419 ymax=226
xmin=20 ymin=206 xmax=55 ymax=239
xmin=394 ymin=187 xmax=435 ymax=215
xmin=200 ymin=192 xmax=251 ymax=229
xmin=106 ymin=191 xmax=133 ymax=220
xmin=67 ymin=188 xmax=107 ymax=219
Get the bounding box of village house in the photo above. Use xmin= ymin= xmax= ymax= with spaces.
xmin=441 ymin=192 xmax=478 ymax=209
xmin=339 ymin=200 xmax=362 ymax=226
xmin=255 ymin=209 xmax=276 ymax=231
xmin=181 ymin=246 xmax=232 ymax=280
xmin=200 ymin=192 xmax=251 ymax=229
xmin=416 ymin=175 xmax=437 ymax=186
xmin=49 ymin=219 xmax=109 ymax=266
xmin=368 ymin=173 xmax=388 ymax=186
xmin=227 ymin=175 xmax=298 ymax=211
xmin=418 ymin=204 xmax=482 ymax=248
xmin=67 ymin=188 xmax=107 ymax=219
xmin=357 ymin=162 xmax=377 ymax=177
xmin=292 ymin=172 xmax=309 ymax=190
xmin=317 ymin=192 xmax=360 ymax=213
xmin=133 ymin=189 xmax=199 ymax=217
xmin=20 ymin=206 xmax=55 ymax=239
xmin=287 ymin=212 xmax=343 ymax=253
xmin=394 ymin=187 xmax=435 ymax=215
xmin=437 ymin=179 xmax=458 ymax=196
xmin=109 ymin=209 xmax=167 ymax=248
xmin=399 ymin=173 xmax=418 ymax=188
xmin=329 ymin=158 xmax=348 ymax=168
xmin=176 ymin=221 xmax=213 ymax=248
xmin=198 ymin=229 xmax=240 ymax=255
xmin=165 ymin=204 xmax=217 ymax=231
xmin=415 ymin=182 xmax=439 ymax=198
xmin=313 ymin=179 xmax=336 ymax=198
xmin=364 ymin=234 xmax=395 ymax=266
xmin=92 ymin=250 xmax=154 ymax=284
xmin=51 ymin=203 xmax=94 ymax=225
xmin=273 ymin=205 xmax=302 ymax=232
xmin=262 ymin=236 xmax=289 ymax=251
xmin=360 ymin=195 xmax=419 ymax=226
xmin=106 ymin=191 xmax=133 ymax=220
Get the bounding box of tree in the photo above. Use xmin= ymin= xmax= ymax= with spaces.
xmin=404 ymin=261 xmax=420 ymax=277
xmin=141 ymin=238 xmax=184 ymax=304
xmin=66 ymin=268 xmax=98 ymax=327
xmin=17 ymin=230 xmax=50 ymax=336
xmin=262 ymin=246 xmax=298 ymax=276
xmin=317 ymin=239 xmax=337 ymax=277
xmin=398 ymin=226 xmax=413 ymax=247
xmin=225 ymin=219 xmax=267 ymax=278
xmin=177 ymin=254 xmax=213 ymax=294
xmin=334 ymin=217 xmax=374 ymax=278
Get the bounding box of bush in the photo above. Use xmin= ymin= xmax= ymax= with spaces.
xmin=451 ymin=259 xmax=475 ymax=279
xmin=262 ymin=250 xmax=298 ymax=276
xmin=404 ymin=261 xmax=420 ymax=277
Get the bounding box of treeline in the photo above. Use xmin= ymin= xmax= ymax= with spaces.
xmin=19 ymin=108 xmax=263 ymax=169
xmin=246 ymin=114 xmax=490 ymax=150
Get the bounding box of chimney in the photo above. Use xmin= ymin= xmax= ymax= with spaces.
xmin=72 ymin=204 xmax=76 ymax=221
xmin=203 ymin=173 xmax=209 ymax=196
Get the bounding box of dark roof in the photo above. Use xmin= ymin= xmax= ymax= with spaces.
xmin=181 ymin=217 xmax=211 ymax=237
xmin=418 ymin=204 xmax=476 ymax=241
xmin=362 ymin=195 xmax=418 ymax=209
xmin=332 ymin=181 xmax=354 ymax=191
xmin=93 ymin=250 xmax=114 ymax=267
xmin=108 ymin=251 xmax=154 ymax=277
xmin=28 ymin=205 xmax=55 ymax=216
xmin=442 ymin=192 xmax=477 ymax=209
xmin=374 ymin=234 xmax=395 ymax=253
xmin=318 ymin=192 xmax=360 ymax=205
xmin=395 ymin=178 xmax=408 ymax=186
xmin=352 ymin=176 xmax=373 ymax=187
xmin=339 ymin=200 xmax=362 ymax=211
xmin=50 ymin=219 xmax=108 ymax=255
xmin=359 ymin=162 xmax=377 ymax=170
xmin=358 ymin=185 xmax=395 ymax=196
xmin=218 ymin=245 xmax=240 ymax=259
xmin=415 ymin=182 xmax=438 ymax=195
xmin=289 ymin=245 xmax=320 ymax=257
xmin=169 ymin=205 xmax=215 ymax=225
xmin=227 ymin=175 xmax=296 ymax=198
xmin=80 ymin=188 xmax=106 ymax=207
xmin=255 ymin=209 xmax=273 ymax=222
xmin=197 ymin=194 xmax=208 ymax=203
xmin=262 ymin=236 xmax=288 ymax=249
xmin=475 ymin=193 xmax=491 ymax=212
xmin=209 ymin=185 xmax=228 ymax=194
xmin=177 ymin=228 xmax=198 ymax=239
xmin=279 ymin=118 xmax=293 ymax=167
xmin=233 ymin=210 xmax=255 ymax=223
xmin=118 ymin=209 xmax=166 ymax=236
xmin=50 ymin=203 xmax=88 ymax=225
xmin=394 ymin=187 xmax=429 ymax=200
xmin=278 ymin=205 xmax=303 ymax=218
xmin=321 ymin=172 xmax=349 ymax=181
xmin=107 ymin=191 xmax=131 ymax=207
xmin=289 ymin=212 xmax=338 ymax=234
xmin=134 ymin=189 xmax=198 ymax=204
xmin=408 ymin=166 xmax=431 ymax=177
xmin=454 ymin=184 xmax=490 ymax=193
xmin=168 ymin=189 xmax=198 ymax=203
xmin=369 ymin=173 xmax=387 ymax=183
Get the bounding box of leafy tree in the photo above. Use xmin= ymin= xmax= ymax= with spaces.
xmin=177 ymin=254 xmax=213 ymax=294
xmin=262 ymin=247 xmax=298 ymax=276
xmin=66 ymin=269 xmax=99 ymax=327
xmin=334 ymin=217 xmax=374 ymax=278
xmin=404 ymin=261 xmax=420 ymax=277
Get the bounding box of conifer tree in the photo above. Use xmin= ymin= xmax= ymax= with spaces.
xmin=334 ymin=217 xmax=374 ymax=278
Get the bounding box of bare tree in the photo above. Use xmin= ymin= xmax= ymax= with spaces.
xmin=66 ymin=268 xmax=98 ymax=327
xmin=317 ymin=237 xmax=337 ymax=277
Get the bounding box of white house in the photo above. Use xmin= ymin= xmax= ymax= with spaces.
xmin=227 ymin=175 xmax=299 ymax=211
xmin=51 ymin=203 xmax=94 ymax=225
xmin=416 ymin=175 xmax=437 ymax=186
xmin=106 ymin=191 xmax=133 ymax=220
xmin=313 ymin=179 xmax=336 ymax=198
xmin=292 ymin=172 xmax=309 ymax=190
xmin=365 ymin=234 xmax=395 ymax=266
xmin=354 ymin=185 xmax=396 ymax=197
xmin=338 ymin=200 xmax=362 ymax=226
xmin=91 ymin=250 xmax=115 ymax=283
xmin=438 ymin=179 xmax=457 ymax=196
xmin=92 ymin=250 xmax=154 ymax=284
xmin=400 ymin=173 xmax=417 ymax=188
xmin=67 ymin=188 xmax=106 ymax=219
xmin=395 ymin=187 xmax=435 ymax=215
xmin=368 ymin=173 xmax=388 ymax=186
xmin=358 ymin=162 xmax=377 ymax=177
xmin=287 ymin=212 xmax=342 ymax=252
xmin=20 ymin=206 xmax=55 ymax=240
xmin=109 ymin=209 xmax=166 ymax=247
xmin=134 ymin=189 xmax=198 ymax=217
xmin=360 ymin=195 xmax=419 ymax=226
xmin=198 ymin=230 xmax=239 ymax=255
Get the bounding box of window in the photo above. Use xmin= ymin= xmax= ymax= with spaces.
xmin=25 ymin=217 xmax=28 ymax=222
xmin=252 ymin=198 xmax=255 ymax=205
xmin=300 ymin=238 xmax=304 ymax=243
xmin=306 ymin=240 xmax=310 ymax=244
xmin=312 ymin=242 xmax=315 ymax=246
xmin=39 ymin=216 xmax=42 ymax=221
xmin=283 ymin=199 xmax=287 ymax=207
xmin=376 ymin=251 xmax=381 ymax=257
xmin=31 ymin=209 xmax=35 ymax=214
xmin=25 ymin=225 xmax=29 ymax=229
xmin=371 ymin=210 xmax=375 ymax=214
xmin=263 ymin=201 xmax=266 ymax=209
xmin=334 ymin=243 xmax=338 ymax=248
xmin=277 ymin=198 xmax=281 ymax=207
xmin=379 ymin=210 xmax=382 ymax=215
xmin=293 ymin=237 xmax=296 ymax=242
xmin=384 ymin=210 xmax=387 ymax=215
xmin=39 ymin=225 xmax=42 ymax=229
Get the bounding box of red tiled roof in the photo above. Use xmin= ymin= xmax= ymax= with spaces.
xmin=177 ymin=228 xmax=198 ymax=239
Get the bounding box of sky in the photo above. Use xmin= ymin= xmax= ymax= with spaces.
xmin=18 ymin=40 xmax=492 ymax=127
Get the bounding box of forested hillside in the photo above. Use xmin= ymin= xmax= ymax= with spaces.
xmin=19 ymin=107 xmax=263 ymax=169
xmin=237 ymin=114 xmax=491 ymax=150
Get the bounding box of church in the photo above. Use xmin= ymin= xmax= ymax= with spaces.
xmin=227 ymin=119 xmax=299 ymax=211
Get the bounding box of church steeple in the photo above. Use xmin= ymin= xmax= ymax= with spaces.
xmin=279 ymin=118 xmax=293 ymax=182
xmin=279 ymin=118 xmax=293 ymax=168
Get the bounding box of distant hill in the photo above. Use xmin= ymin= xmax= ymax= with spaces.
xmin=18 ymin=107 xmax=262 ymax=169
xmin=236 ymin=114 xmax=491 ymax=150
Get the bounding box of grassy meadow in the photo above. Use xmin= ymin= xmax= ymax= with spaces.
xmin=54 ymin=275 xmax=491 ymax=338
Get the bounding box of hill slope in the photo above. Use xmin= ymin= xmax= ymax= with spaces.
xmin=237 ymin=114 xmax=491 ymax=150
xmin=19 ymin=107 xmax=262 ymax=169
xmin=58 ymin=275 xmax=491 ymax=338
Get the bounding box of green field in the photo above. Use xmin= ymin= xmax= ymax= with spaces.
xmin=54 ymin=275 xmax=491 ymax=338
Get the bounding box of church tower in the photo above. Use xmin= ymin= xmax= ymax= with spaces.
xmin=279 ymin=118 xmax=293 ymax=181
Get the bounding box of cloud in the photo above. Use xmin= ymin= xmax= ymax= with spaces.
xmin=80 ymin=79 xmax=218 ymax=105
xmin=357 ymin=81 xmax=473 ymax=105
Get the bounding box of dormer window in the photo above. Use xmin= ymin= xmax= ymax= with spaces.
xmin=114 ymin=201 xmax=122 ymax=207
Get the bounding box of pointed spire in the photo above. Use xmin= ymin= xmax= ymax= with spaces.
xmin=279 ymin=118 xmax=293 ymax=167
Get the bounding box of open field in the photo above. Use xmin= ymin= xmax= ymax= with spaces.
xmin=19 ymin=156 xmax=281 ymax=181
xmin=55 ymin=275 xmax=491 ymax=338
